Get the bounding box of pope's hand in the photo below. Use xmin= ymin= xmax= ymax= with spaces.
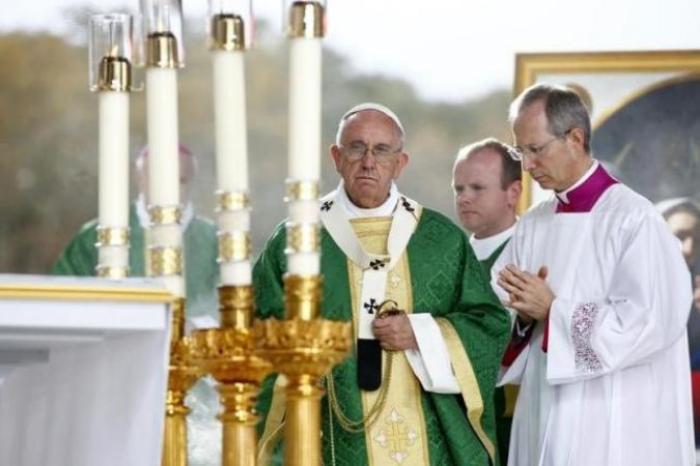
xmin=372 ymin=313 xmax=418 ymax=351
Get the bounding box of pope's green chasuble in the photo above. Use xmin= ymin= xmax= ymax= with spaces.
xmin=51 ymin=203 xmax=219 ymax=317
xmin=254 ymin=205 xmax=510 ymax=466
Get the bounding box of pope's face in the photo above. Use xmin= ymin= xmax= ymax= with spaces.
xmin=512 ymin=101 xmax=580 ymax=192
xmin=331 ymin=110 xmax=408 ymax=208
xmin=667 ymin=210 xmax=700 ymax=267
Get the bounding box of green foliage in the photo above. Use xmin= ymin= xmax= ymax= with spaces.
xmin=0 ymin=21 xmax=510 ymax=273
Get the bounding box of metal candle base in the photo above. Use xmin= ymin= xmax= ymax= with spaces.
xmin=255 ymin=318 xmax=352 ymax=466
xmin=163 ymin=336 xmax=202 ymax=466
xmin=190 ymin=327 xmax=272 ymax=466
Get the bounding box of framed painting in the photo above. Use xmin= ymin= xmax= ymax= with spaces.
xmin=512 ymin=50 xmax=700 ymax=209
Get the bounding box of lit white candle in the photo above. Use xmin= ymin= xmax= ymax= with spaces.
xmin=146 ymin=67 xmax=180 ymax=207
xmin=90 ymin=13 xmax=134 ymax=278
xmin=288 ymin=37 xmax=322 ymax=182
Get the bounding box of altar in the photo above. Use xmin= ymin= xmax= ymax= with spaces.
xmin=0 ymin=275 xmax=173 ymax=466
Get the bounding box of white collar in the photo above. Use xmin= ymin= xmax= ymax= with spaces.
xmin=136 ymin=194 xmax=194 ymax=230
xmin=335 ymin=180 xmax=400 ymax=219
xmin=556 ymin=159 xmax=598 ymax=204
xmin=469 ymin=223 xmax=516 ymax=261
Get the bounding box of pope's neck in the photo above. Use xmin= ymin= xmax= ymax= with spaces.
xmin=337 ymin=182 xmax=398 ymax=219
xmin=344 ymin=187 xmax=392 ymax=209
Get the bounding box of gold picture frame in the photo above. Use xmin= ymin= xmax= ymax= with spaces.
xmin=512 ymin=50 xmax=700 ymax=211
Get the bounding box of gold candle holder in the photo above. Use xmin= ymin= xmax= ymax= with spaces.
xmin=256 ymin=316 xmax=352 ymax=466
xmin=191 ymin=285 xmax=272 ymax=466
xmin=288 ymin=1 xmax=325 ymax=38
xmin=210 ymin=14 xmax=245 ymax=51
xmin=218 ymin=285 xmax=254 ymax=330
xmin=163 ymin=299 xmax=202 ymax=466
xmin=97 ymin=56 xmax=132 ymax=91
xmin=283 ymin=274 xmax=322 ymax=320
xmin=147 ymin=32 xmax=180 ymax=68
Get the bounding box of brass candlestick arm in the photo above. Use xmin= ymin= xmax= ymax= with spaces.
xmin=255 ymin=318 xmax=352 ymax=466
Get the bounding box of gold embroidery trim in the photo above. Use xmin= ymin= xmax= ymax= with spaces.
xmin=436 ymin=318 xmax=496 ymax=464
xmin=257 ymin=375 xmax=288 ymax=465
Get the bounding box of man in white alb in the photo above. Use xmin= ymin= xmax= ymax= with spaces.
xmin=493 ymin=83 xmax=694 ymax=465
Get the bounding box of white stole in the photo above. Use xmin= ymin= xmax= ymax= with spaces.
xmin=320 ymin=187 xmax=419 ymax=340
xmin=321 ymin=185 xmax=460 ymax=394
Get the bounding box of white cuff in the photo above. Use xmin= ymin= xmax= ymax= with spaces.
xmin=404 ymin=314 xmax=460 ymax=394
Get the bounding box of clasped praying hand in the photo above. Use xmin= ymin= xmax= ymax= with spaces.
xmin=497 ymin=264 xmax=554 ymax=324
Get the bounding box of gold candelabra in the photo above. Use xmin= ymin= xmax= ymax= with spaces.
xmin=162 ymin=299 xmax=202 ymax=466
xmin=190 ymin=286 xmax=272 ymax=466
xmin=256 ymin=276 xmax=352 ymax=466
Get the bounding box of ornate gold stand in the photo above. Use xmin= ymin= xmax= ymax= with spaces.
xmin=191 ymin=286 xmax=272 ymax=466
xmin=256 ymin=275 xmax=352 ymax=466
xmin=162 ymin=299 xmax=201 ymax=466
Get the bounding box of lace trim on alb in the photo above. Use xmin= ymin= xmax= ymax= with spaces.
xmin=571 ymin=302 xmax=602 ymax=372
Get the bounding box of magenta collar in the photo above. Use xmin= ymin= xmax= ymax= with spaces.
xmin=555 ymin=163 xmax=618 ymax=213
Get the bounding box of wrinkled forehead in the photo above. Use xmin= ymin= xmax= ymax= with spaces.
xmin=339 ymin=110 xmax=403 ymax=144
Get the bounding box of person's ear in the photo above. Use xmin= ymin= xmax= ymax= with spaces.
xmin=507 ymin=179 xmax=522 ymax=208
xmin=567 ymin=127 xmax=586 ymax=151
xmin=392 ymin=151 xmax=409 ymax=179
xmin=330 ymin=144 xmax=342 ymax=172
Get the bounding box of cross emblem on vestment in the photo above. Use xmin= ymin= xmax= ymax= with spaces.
xmin=372 ymin=408 xmax=418 ymax=464
xmin=400 ymin=196 xmax=415 ymax=213
xmin=363 ymin=298 xmax=379 ymax=314
xmin=369 ymin=259 xmax=386 ymax=270
xmin=321 ymin=200 xmax=334 ymax=212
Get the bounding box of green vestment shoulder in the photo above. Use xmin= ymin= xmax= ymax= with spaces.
xmin=478 ymin=240 xmax=509 ymax=275
xmin=51 ymin=203 xmax=220 ymax=317
xmin=253 ymin=208 xmax=511 ymax=465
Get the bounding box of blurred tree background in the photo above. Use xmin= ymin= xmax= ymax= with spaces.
xmin=0 ymin=8 xmax=511 ymax=274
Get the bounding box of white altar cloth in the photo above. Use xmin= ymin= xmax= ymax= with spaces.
xmin=0 ymin=275 xmax=173 ymax=466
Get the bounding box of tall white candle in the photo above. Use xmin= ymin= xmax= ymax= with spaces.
xmin=212 ymin=46 xmax=252 ymax=286
xmin=146 ymin=67 xmax=180 ymax=207
xmin=214 ymin=50 xmax=248 ymax=192
xmin=288 ymin=37 xmax=322 ymax=182
xmin=98 ymin=91 xmax=130 ymax=228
